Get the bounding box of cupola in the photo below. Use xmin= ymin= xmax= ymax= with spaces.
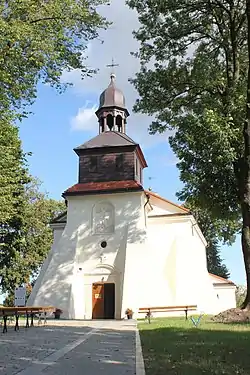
xmin=95 ymin=73 xmax=129 ymax=134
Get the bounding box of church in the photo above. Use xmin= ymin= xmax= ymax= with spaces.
xmin=28 ymin=73 xmax=236 ymax=319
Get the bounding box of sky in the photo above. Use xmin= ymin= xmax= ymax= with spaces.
xmin=18 ymin=0 xmax=245 ymax=286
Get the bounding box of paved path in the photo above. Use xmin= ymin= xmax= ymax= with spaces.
xmin=0 ymin=320 xmax=136 ymax=375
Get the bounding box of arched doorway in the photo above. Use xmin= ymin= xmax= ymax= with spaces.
xmin=84 ymin=263 xmax=120 ymax=319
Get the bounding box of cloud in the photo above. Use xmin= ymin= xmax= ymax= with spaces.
xmin=63 ymin=0 xmax=169 ymax=149
xmin=70 ymin=102 xmax=98 ymax=131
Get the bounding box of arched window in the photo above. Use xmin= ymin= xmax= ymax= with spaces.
xmin=107 ymin=114 xmax=114 ymax=130
xmin=116 ymin=115 xmax=123 ymax=132
xmin=92 ymin=202 xmax=115 ymax=234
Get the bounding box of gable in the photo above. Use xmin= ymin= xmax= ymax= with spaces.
xmin=148 ymin=203 xmax=184 ymax=216
xmin=50 ymin=211 xmax=67 ymax=224
xmin=145 ymin=191 xmax=207 ymax=246
xmin=146 ymin=190 xmax=189 ymax=216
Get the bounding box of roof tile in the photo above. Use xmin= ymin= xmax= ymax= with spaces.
xmin=63 ymin=180 xmax=143 ymax=196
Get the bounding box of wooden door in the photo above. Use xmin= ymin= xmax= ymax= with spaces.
xmin=92 ymin=283 xmax=104 ymax=319
xmin=104 ymin=283 xmax=115 ymax=319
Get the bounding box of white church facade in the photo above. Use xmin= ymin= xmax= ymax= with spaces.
xmin=28 ymin=73 xmax=236 ymax=319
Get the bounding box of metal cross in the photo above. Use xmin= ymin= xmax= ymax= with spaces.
xmin=106 ymin=58 xmax=119 ymax=73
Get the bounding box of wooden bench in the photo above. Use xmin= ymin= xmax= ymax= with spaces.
xmin=138 ymin=305 xmax=197 ymax=323
xmin=0 ymin=306 xmax=55 ymax=333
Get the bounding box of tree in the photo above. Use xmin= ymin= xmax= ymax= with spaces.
xmin=0 ymin=0 xmax=108 ymax=236
xmin=189 ymin=205 xmax=230 ymax=278
xmin=243 ymin=0 xmax=250 ymax=311
xmin=206 ymin=241 xmax=230 ymax=279
xmin=127 ymin=0 xmax=250 ymax=306
xmin=0 ymin=0 xmax=107 ymax=298
xmin=0 ymin=117 xmax=30 ymax=223
xmin=236 ymin=284 xmax=247 ymax=307
xmin=0 ymin=0 xmax=108 ymax=118
xmin=0 ymin=119 xmax=31 ymax=297
xmin=0 ymin=176 xmax=65 ymax=300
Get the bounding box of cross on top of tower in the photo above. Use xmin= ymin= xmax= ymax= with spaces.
xmin=106 ymin=58 xmax=119 ymax=79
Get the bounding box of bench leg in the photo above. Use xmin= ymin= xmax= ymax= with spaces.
xmin=44 ymin=312 xmax=47 ymax=325
xmin=15 ymin=314 xmax=19 ymax=331
xmin=25 ymin=313 xmax=29 ymax=328
xmin=185 ymin=308 xmax=188 ymax=321
xmin=147 ymin=309 xmax=151 ymax=324
xmin=38 ymin=313 xmax=42 ymax=325
xmin=3 ymin=315 xmax=7 ymax=333
xmin=30 ymin=313 xmax=34 ymax=327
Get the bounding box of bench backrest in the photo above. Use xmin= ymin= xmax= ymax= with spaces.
xmin=0 ymin=306 xmax=55 ymax=316
xmin=138 ymin=305 xmax=197 ymax=312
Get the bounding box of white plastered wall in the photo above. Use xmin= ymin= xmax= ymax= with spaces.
xmin=28 ymin=191 xmax=236 ymax=319
xmin=209 ymin=274 xmax=236 ymax=314
xmin=212 ymin=285 xmax=236 ymax=313
xmin=28 ymin=191 xmax=147 ymax=319
xmin=131 ymin=215 xmax=218 ymax=317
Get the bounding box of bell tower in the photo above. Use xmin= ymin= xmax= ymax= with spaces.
xmin=63 ymin=59 xmax=147 ymax=192
xmin=95 ymin=64 xmax=129 ymax=134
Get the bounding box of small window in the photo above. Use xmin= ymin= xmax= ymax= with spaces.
xmin=116 ymin=154 xmax=123 ymax=171
xmin=89 ymin=156 xmax=98 ymax=172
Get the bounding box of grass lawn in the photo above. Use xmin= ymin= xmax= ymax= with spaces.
xmin=138 ymin=316 xmax=250 ymax=375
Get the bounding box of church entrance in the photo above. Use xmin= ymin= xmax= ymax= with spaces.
xmin=92 ymin=283 xmax=115 ymax=319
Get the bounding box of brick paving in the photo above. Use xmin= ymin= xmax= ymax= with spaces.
xmin=0 ymin=320 xmax=136 ymax=375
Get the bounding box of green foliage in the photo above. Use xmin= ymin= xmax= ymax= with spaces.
xmin=127 ymin=0 xmax=250 ymax=288
xmin=127 ymin=0 xmax=247 ymax=226
xmin=0 ymin=118 xmax=30 ymax=296
xmin=236 ymin=285 xmax=247 ymax=307
xmin=206 ymin=241 xmax=230 ymax=279
xmin=187 ymin=203 xmax=230 ymax=278
xmin=0 ymin=117 xmax=30 ymax=223
xmin=0 ymin=0 xmax=108 ymax=301
xmin=0 ymin=0 xmax=108 ymax=116
xmin=0 ymin=173 xmax=65 ymax=297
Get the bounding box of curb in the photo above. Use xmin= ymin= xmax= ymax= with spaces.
xmin=136 ymin=322 xmax=146 ymax=375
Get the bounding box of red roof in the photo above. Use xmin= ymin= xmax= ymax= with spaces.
xmin=144 ymin=190 xmax=190 ymax=213
xmin=63 ymin=180 xmax=143 ymax=196
xmin=209 ymin=273 xmax=235 ymax=285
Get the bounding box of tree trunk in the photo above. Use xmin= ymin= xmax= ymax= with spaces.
xmin=241 ymin=0 xmax=250 ymax=309
xmin=241 ymin=205 xmax=250 ymax=309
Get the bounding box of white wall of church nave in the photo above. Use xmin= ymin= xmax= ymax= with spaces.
xmin=135 ymin=218 xmax=217 ymax=314
xmin=212 ymin=285 xmax=236 ymax=313
xmin=53 ymin=228 xmax=64 ymax=249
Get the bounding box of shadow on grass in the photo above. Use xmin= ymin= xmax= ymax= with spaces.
xmin=139 ymin=320 xmax=250 ymax=375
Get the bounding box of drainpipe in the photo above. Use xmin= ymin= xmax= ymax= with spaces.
xmin=144 ymin=193 xmax=150 ymax=227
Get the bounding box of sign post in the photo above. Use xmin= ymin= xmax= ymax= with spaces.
xmin=14 ymin=286 xmax=26 ymax=307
